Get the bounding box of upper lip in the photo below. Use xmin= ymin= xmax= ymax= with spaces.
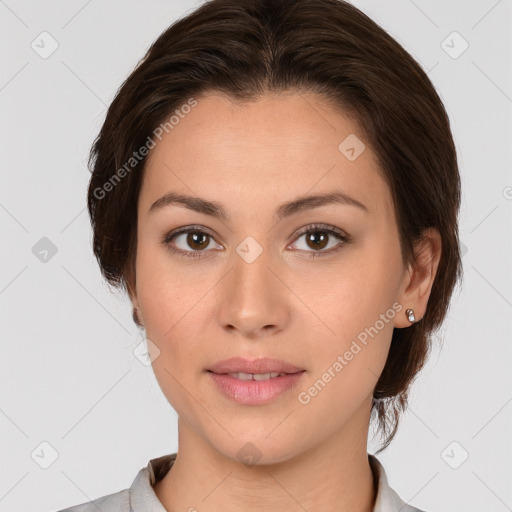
xmin=208 ymin=357 xmax=304 ymax=374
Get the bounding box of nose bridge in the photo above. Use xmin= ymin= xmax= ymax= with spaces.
xmin=216 ymin=235 xmax=288 ymax=337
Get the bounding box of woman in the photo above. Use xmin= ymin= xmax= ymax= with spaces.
xmin=57 ymin=0 xmax=462 ymax=510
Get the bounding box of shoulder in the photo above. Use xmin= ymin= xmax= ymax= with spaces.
xmin=54 ymin=488 xmax=130 ymax=512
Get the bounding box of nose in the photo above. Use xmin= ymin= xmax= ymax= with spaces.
xmin=216 ymin=242 xmax=291 ymax=340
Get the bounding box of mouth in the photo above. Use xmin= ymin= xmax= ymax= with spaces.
xmin=207 ymin=357 xmax=306 ymax=405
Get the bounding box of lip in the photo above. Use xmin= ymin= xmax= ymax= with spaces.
xmin=207 ymin=357 xmax=305 ymax=405
xmin=208 ymin=356 xmax=304 ymax=375
xmin=208 ymin=372 xmax=305 ymax=405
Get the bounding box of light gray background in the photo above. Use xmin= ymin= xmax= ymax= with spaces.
xmin=1 ymin=1 xmax=511 ymax=511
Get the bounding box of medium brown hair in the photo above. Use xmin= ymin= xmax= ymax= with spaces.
xmin=87 ymin=0 xmax=463 ymax=451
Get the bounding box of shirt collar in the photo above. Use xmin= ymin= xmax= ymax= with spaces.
xmin=129 ymin=453 xmax=419 ymax=512
xmin=369 ymin=455 xmax=421 ymax=511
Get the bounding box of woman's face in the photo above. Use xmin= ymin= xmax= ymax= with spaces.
xmin=131 ymin=91 xmax=415 ymax=464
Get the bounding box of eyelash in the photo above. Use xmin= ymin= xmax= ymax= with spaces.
xmin=160 ymin=223 xmax=350 ymax=260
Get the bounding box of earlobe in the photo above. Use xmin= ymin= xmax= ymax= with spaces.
xmin=127 ymin=279 xmax=144 ymax=328
xmin=130 ymin=292 xmax=145 ymax=328
xmin=132 ymin=307 xmax=144 ymax=328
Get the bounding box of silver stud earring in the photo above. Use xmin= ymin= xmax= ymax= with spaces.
xmin=406 ymin=308 xmax=416 ymax=323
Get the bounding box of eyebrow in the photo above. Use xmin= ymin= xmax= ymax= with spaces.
xmin=148 ymin=190 xmax=368 ymax=221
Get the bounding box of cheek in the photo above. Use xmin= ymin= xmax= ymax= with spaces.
xmin=136 ymin=239 xmax=195 ymax=324
xmin=135 ymin=243 xmax=219 ymax=374
xmin=295 ymin=247 xmax=401 ymax=339
xmin=291 ymin=242 xmax=402 ymax=397
xmin=135 ymin=262 xmax=208 ymax=415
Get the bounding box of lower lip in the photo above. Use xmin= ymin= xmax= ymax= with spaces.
xmin=208 ymin=371 xmax=306 ymax=405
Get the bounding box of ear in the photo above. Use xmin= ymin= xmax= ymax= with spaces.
xmin=395 ymin=227 xmax=442 ymax=328
xmin=126 ymin=275 xmax=144 ymax=328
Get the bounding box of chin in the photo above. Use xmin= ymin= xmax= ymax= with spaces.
xmin=207 ymin=429 xmax=306 ymax=468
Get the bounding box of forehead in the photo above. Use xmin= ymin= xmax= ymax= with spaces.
xmin=140 ymin=91 xmax=393 ymax=220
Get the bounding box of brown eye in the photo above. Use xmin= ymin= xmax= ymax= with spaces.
xmin=289 ymin=224 xmax=350 ymax=257
xmin=162 ymin=226 xmax=222 ymax=259
xmin=162 ymin=224 xmax=349 ymax=260
xmin=186 ymin=231 xmax=210 ymax=250
xmin=305 ymin=230 xmax=329 ymax=251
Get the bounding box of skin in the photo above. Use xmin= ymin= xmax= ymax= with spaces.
xmin=128 ymin=91 xmax=442 ymax=512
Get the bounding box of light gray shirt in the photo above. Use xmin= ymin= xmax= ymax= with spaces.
xmin=55 ymin=453 xmax=426 ymax=512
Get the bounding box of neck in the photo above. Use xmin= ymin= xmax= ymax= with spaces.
xmin=154 ymin=406 xmax=376 ymax=512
